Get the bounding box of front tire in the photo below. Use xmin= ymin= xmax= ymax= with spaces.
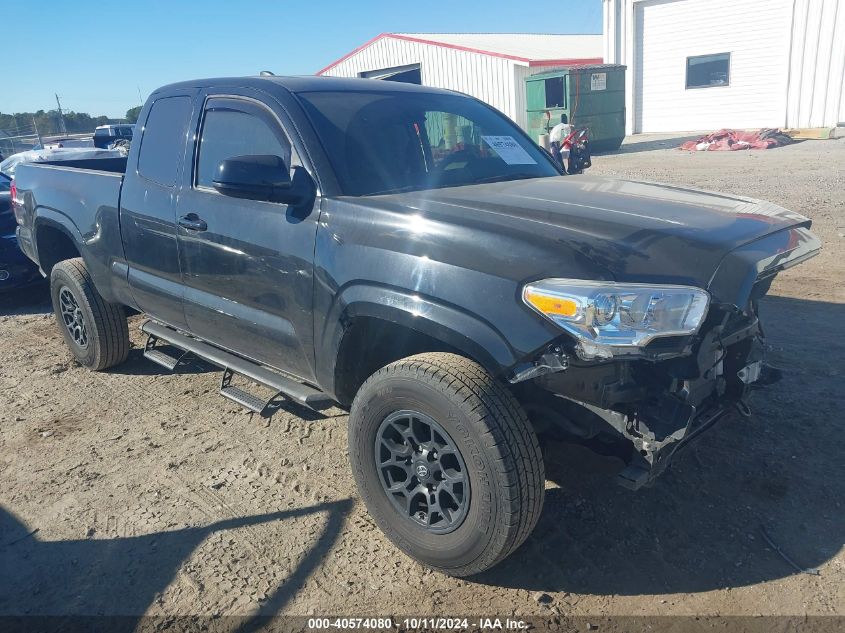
xmin=348 ymin=352 xmax=544 ymax=576
xmin=50 ymin=258 xmax=129 ymax=370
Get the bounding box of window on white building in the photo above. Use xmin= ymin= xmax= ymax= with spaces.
xmin=686 ymin=53 xmax=730 ymax=89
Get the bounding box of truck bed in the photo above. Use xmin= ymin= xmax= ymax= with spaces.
xmin=38 ymin=156 xmax=128 ymax=174
xmin=14 ymin=158 xmax=128 ymax=302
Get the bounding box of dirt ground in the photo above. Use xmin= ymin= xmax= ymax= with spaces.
xmin=1 ymin=137 xmax=843 ymax=627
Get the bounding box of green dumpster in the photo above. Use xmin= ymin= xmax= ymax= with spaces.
xmin=525 ymin=64 xmax=626 ymax=152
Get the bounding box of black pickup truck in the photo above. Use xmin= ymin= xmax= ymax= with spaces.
xmin=13 ymin=76 xmax=820 ymax=576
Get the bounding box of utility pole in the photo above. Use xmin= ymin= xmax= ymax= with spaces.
xmin=55 ymin=93 xmax=68 ymax=135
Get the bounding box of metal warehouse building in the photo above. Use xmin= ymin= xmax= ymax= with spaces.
xmin=603 ymin=0 xmax=845 ymax=134
xmin=317 ymin=33 xmax=603 ymax=129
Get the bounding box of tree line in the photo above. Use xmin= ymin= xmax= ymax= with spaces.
xmin=0 ymin=106 xmax=143 ymax=137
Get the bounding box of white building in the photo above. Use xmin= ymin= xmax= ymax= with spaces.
xmin=603 ymin=0 xmax=845 ymax=134
xmin=318 ymin=33 xmax=603 ymax=128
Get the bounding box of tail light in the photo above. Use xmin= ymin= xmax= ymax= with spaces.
xmin=10 ymin=179 xmax=24 ymax=225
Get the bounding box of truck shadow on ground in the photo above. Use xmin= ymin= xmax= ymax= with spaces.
xmin=477 ymin=295 xmax=845 ymax=595
xmin=0 ymin=499 xmax=353 ymax=626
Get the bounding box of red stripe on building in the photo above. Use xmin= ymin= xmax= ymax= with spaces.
xmin=317 ymin=34 xmax=601 ymax=75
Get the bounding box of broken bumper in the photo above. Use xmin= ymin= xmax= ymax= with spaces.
xmin=524 ymin=305 xmax=776 ymax=490
xmin=609 ymin=400 xmax=738 ymax=490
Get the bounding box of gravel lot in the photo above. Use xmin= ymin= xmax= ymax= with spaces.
xmin=1 ymin=137 xmax=843 ymax=626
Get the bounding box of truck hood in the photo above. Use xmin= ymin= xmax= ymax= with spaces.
xmin=369 ymin=175 xmax=818 ymax=304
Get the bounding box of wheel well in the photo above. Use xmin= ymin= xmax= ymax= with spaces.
xmin=333 ymin=317 xmax=464 ymax=406
xmin=36 ymin=225 xmax=80 ymax=274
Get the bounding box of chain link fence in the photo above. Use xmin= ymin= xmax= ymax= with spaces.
xmin=0 ymin=129 xmax=40 ymax=159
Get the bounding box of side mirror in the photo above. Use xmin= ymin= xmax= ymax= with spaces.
xmin=213 ymin=154 xmax=293 ymax=203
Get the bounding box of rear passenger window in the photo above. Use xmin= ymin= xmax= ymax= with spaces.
xmin=137 ymin=96 xmax=192 ymax=187
xmin=195 ymin=105 xmax=294 ymax=189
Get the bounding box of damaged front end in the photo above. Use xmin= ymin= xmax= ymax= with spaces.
xmin=510 ymin=226 xmax=820 ymax=489
xmin=523 ymin=302 xmax=776 ymax=489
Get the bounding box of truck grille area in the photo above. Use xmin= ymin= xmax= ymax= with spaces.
xmin=629 ymin=304 xmax=763 ymax=438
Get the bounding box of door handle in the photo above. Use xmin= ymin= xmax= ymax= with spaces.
xmin=178 ymin=214 xmax=207 ymax=231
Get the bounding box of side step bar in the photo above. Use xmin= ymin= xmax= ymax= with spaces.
xmin=143 ymin=333 xmax=192 ymax=371
xmin=141 ymin=320 xmax=334 ymax=414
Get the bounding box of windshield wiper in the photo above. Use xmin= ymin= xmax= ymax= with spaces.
xmin=472 ymin=173 xmax=541 ymax=185
xmin=364 ymin=173 xmax=540 ymax=196
xmin=365 ymin=184 xmax=426 ymax=196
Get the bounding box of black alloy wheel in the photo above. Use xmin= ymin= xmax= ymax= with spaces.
xmin=375 ymin=410 xmax=469 ymax=534
xmin=58 ymin=286 xmax=89 ymax=349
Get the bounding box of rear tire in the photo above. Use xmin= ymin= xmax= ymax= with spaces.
xmin=50 ymin=258 xmax=129 ymax=370
xmin=348 ymin=352 xmax=544 ymax=576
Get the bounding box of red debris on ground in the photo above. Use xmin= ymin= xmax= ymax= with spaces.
xmin=680 ymin=129 xmax=793 ymax=151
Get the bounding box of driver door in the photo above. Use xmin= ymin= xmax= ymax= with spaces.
xmin=173 ymin=94 xmax=319 ymax=382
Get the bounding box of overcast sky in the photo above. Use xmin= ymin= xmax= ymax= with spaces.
xmin=5 ymin=0 xmax=602 ymax=119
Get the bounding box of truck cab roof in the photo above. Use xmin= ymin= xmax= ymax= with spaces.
xmin=150 ymin=75 xmax=456 ymax=98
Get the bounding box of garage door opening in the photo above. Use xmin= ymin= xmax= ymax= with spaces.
xmin=359 ymin=63 xmax=422 ymax=84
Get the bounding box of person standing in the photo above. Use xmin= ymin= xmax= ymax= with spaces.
xmin=549 ymin=114 xmax=573 ymax=172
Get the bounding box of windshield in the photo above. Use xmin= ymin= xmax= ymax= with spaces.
xmin=296 ymin=90 xmax=559 ymax=196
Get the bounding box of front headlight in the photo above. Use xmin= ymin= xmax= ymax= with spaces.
xmin=522 ymin=279 xmax=710 ymax=360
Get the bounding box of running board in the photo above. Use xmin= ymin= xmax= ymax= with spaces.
xmin=143 ymin=333 xmax=192 ymax=371
xmin=140 ymin=320 xmax=335 ymax=414
xmin=219 ymin=368 xmax=285 ymax=417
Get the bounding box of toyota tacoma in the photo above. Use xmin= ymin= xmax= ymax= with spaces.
xmin=12 ymin=76 xmax=821 ymax=576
